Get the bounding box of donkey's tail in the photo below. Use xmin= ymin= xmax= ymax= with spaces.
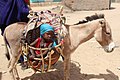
xmin=3 ymin=32 xmax=10 ymax=60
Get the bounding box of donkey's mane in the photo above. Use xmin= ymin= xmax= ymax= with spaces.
xmin=74 ymin=13 xmax=104 ymax=25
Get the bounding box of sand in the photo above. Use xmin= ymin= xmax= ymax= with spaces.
xmin=0 ymin=3 xmax=120 ymax=80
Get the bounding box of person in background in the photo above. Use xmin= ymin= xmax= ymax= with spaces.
xmin=0 ymin=0 xmax=31 ymax=35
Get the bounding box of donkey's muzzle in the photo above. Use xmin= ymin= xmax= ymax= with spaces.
xmin=104 ymin=42 xmax=115 ymax=53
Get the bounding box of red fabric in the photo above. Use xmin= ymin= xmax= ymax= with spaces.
xmin=24 ymin=0 xmax=29 ymax=4
xmin=35 ymin=38 xmax=51 ymax=55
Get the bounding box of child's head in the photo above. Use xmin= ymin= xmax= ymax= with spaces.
xmin=40 ymin=24 xmax=55 ymax=42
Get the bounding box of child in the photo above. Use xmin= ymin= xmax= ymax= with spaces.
xmin=29 ymin=23 xmax=57 ymax=59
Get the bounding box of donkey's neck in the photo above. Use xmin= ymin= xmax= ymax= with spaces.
xmin=68 ymin=21 xmax=100 ymax=51
xmin=63 ymin=19 xmax=102 ymax=52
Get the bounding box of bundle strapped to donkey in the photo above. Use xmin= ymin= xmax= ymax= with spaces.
xmin=21 ymin=8 xmax=66 ymax=73
xmin=22 ymin=40 xmax=63 ymax=73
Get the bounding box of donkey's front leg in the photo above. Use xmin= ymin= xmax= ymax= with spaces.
xmin=64 ymin=54 xmax=71 ymax=80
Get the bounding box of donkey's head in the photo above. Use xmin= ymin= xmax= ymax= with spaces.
xmin=94 ymin=20 xmax=115 ymax=53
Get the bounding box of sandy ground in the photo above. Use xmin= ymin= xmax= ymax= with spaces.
xmin=0 ymin=3 xmax=120 ymax=80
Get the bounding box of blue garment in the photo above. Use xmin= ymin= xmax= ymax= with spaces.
xmin=0 ymin=0 xmax=29 ymax=63
xmin=0 ymin=0 xmax=29 ymax=34
xmin=40 ymin=23 xmax=57 ymax=47
xmin=40 ymin=24 xmax=54 ymax=35
xmin=52 ymin=41 xmax=57 ymax=47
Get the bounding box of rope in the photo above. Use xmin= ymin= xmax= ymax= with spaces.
xmin=23 ymin=42 xmax=63 ymax=73
xmin=28 ymin=43 xmax=62 ymax=51
xmin=47 ymin=50 xmax=53 ymax=71
xmin=40 ymin=49 xmax=45 ymax=73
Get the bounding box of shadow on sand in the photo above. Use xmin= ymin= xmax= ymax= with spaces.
xmin=22 ymin=61 xmax=119 ymax=80
xmin=109 ymin=7 xmax=116 ymax=10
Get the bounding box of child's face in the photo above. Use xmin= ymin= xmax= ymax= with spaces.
xmin=42 ymin=31 xmax=54 ymax=42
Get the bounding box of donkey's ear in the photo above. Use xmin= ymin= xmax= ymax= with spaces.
xmin=99 ymin=20 xmax=106 ymax=27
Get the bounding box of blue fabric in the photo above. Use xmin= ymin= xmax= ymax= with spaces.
xmin=40 ymin=24 xmax=54 ymax=35
xmin=40 ymin=23 xmax=57 ymax=47
xmin=0 ymin=0 xmax=29 ymax=34
xmin=52 ymin=41 xmax=57 ymax=47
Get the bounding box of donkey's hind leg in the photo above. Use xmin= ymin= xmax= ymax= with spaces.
xmin=8 ymin=48 xmax=21 ymax=80
xmin=8 ymin=58 xmax=17 ymax=80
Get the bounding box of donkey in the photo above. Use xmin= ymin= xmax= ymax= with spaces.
xmin=3 ymin=14 xmax=115 ymax=80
